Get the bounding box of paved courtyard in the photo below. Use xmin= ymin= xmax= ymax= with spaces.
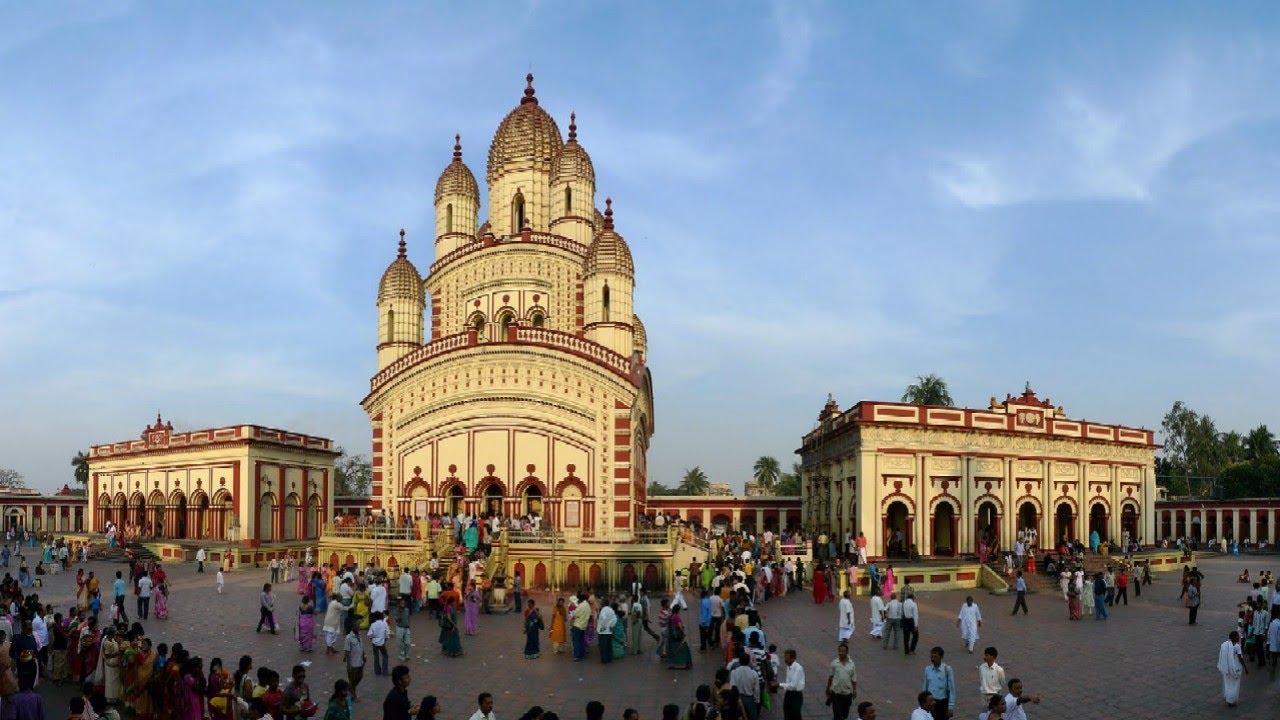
xmin=33 ymin=553 xmax=1280 ymax=719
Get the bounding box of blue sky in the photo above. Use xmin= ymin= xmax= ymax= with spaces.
xmin=3 ymin=2 xmax=1279 ymax=493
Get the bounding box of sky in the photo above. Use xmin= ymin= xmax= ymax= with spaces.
xmin=3 ymin=1 xmax=1280 ymax=494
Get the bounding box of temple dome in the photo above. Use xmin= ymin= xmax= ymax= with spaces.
xmin=552 ymin=112 xmax=595 ymax=185
xmin=584 ymin=199 xmax=635 ymax=276
xmin=435 ymin=135 xmax=479 ymax=203
xmin=487 ymin=73 xmax=564 ymax=184
xmin=378 ymin=231 xmax=424 ymax=304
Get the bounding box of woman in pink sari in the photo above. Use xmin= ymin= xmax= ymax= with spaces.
xmin=297 ymin=565 xmax=312 ymax=597
xmin=881 ymin=565 xmax=896 ymax=599
xmin=978 ymin=538 xmax=989 ymax=565
xmin=154 ymin=583 xmax=170 ymax=619
xmin=463 ymin=583 xmax=481 ymax=635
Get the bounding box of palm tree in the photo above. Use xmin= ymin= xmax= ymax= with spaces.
xmin=71 ymin=451 xmax=90 ymax=488
xmin=776 ymin=462 xmax=802 ymax=496
xmin=752 ymin=456 xmax=781 ymax=493
xmin=1245 ymin=424 xmax=1277 ymax=461
xmin=678 ymin=467 xmax=710 ymax=496
xmin=901 ymin=374 xmax=954 ymax=407
xmin=1220 ymin=431 xmax=1246 ymax=466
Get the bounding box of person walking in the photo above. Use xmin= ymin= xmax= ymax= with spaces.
xmin=368 ymin=611 xmax=390 ymax=676
xmin=1092 ymin=574 xmax=1108 ymax=621
xmin=342 ymin=625 xmax=364 ymax=702
xmin=1002 ymin=679 xmax=1041 ymax=720
xmin=1217 ymin=630 xmax=1246 ymax=708
xmin=921 ymin=647 xmax=956 ymax=720
xmin=778 ymin=648 xmax=805 ymax=720
xmin=1010 ymin=572 xmax=1028 ymax=616
xmin=257 ymin=583 xmax=279 ymax=634
xmin=826 ymin=642 xmax=857 ymax=720
xmin=1186 ymin=581 xmax=1200 ymax=625
xmin=956 ymin=597 xmax=982 ymax=654
xmin=902 ymin=592 xmax=920 ymax=655
xmin=1115 ymin=568 xmax=1129 ymax=606
xmin=977 ymin=647 xmax=1005 ymax=706
xmin=137 ymin=572 xmax=153 ymax=620
xmin=394 ymin=600 xmax=412 ymax=662
xmin=838 ymin=591 xmax=854 ymax=642
xmin=882 ymin=593 xmax=903 ymax=651
xmin=196 ymin=547 xmax=207 ymax=573
xmin=699 ymin=590 xmax=713 ymax=651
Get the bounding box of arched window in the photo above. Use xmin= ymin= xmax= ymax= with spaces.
xmin=500 ymin=312 xmax=514 ymax=338
xmin=564 ymin=186 xmax=573 ymax=214
xmin=386 ymin=308 xmax=395 ymax=342
xmin=602 ymin=282 xmax=611 ymax=322
xmin=472 ymin=314 xmax=486 ymax=340
xmin=445 ymin=203 xmax=453 ymax=234
xmin=531 ymin=312 xmax=545 ymax=328
xmin=512 ymin=193 xmax=526 ymax=233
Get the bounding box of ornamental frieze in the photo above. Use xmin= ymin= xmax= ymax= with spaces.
xmin=858 ymin=426 xmax=1154 ymax=464
xmin=1014 ymin=460 xmax=1041 ymax=475
xmin=1053 ymin=463 xmax=1078 ymax=478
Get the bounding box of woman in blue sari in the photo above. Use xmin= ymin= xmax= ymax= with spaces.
xmin=463 ymin=522 xmax=480 ymax=554
xmin=657 ymin=612 xmax=692 ymax=669
xmin=439 ymin=600 xmax=464 ymax=657
xmin=523 ymin=599 xmax=543 ymax=659
xmin=312 ymin=572 xmax=328 ymax=612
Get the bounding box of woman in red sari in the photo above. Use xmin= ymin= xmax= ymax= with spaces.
xmin=71 ymin=617 xmax=100 ymax=684
xmin=811 ymin=563 xmax=829 ymax=604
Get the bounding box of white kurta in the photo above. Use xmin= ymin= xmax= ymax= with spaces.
xmin=958 ymin=603 xmax=982 ymax=647
xmin=1217 ymin=639 xmax=1243 ymax=704
xmin=838 ymin=597 xmax=855 ymax=640
xmin=868 ymin=595 xmax=885 ymax=638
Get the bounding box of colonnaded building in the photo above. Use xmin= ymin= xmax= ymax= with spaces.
xmin=362 ymin=74 xmax=654 ymax=536
xmin=798 ymin=388 xmax=1158 ymax=560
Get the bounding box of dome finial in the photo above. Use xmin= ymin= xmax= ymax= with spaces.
xmin=603 ymin=197 xmax=614 ymax=230
xmin=521 ymin=72 xmax=537 ymax=105
xmin=452 ymin=134 xmax=462 ymax=162
xmin=568 ymin=112 xmax=577 ymax=142
xmin=398 ymin=228 xmax=407 ymax=258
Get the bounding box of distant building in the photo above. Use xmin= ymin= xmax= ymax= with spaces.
xmin=798 ymin=388 xmax=1158 ymax=560
xmin=87 ymin=414 xmax=337 ymax=545
xmin=0 ymin=484 xmax=87 ymax=533
xmin=743 ymin=481 xmax=769 ymax=497
xmin=707 ymin=483 xmax=733 ymax=497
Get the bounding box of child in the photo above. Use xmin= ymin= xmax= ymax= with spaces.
xmin=89 ymin=590 xmax=101 ymax=622
xmin=217 ymin=568 xmax=225 ymax=594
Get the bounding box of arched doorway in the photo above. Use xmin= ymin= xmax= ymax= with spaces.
xmin=1018 ymin=502 xmax=1038 ymax=547
xmin=171 ymin=493 xmax=188 ymax=539
xmin=131 ymin=492 xmax=146 ymax=527
xmin=884 ymin=501 xmax=910 ymax=558
xmin=410 ymin=484 xmax=429 ymax=521
xmin=976 ymin=501 xmax=999 ymax=549
xmin=98 ymin=494 xmax=112 ymax=528
xmin=309 ymin=494 xmax=324 ymax=539
xmin=259 ymin=493 xmax=276 ymax=542
xmin=1054 ymin=503 xmax=1074 ymax=544
xmin=447 ymin=486 xmax=464 ymax=517
xmin=483 ymin=484 xmax=503 ymax=517
xmin=284 ymin=493 xmax=301 ymax=540
xmin=932 ymin=503 xmax=956 ymax=556
xmin=192 ymin=492 xmax=210 ymax=540
xmin=148 ymin=491 xmax=165 ymax=536
xmin=1120 ymin=504 xmax=1138 ymax=544
xmin=214 ymin=490 xmax=233 ymax=541
xmin=1088 ymin=503 xmax=1107 ymax=541
xmin=524 ymin=486 xmax=543 ymax=518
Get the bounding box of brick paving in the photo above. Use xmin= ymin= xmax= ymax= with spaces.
xmin=32 ymin=554 xmax=1280 ymax=719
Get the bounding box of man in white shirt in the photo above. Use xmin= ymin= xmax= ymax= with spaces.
xmin=978 ymin=647 xmax=1005 ymax=705
xmin=882 ymin=594 xmax=903 ymax=650
xmin=597 ymin=601 xmax=618 ymax=664
xmin=137 ymin=573 xmax=154 ymax=620
xmin=369 ymin=579 xmax=388 ymax=615
xmin=398 ymin=570 xmax=413 ymax=610
xmin=1002 ymin=679 xmax=1041 ymax=720
xmin=195 ymin=547 xmax=207 ymax=573
xmin=957 ymin=596 xmax=982 ymax=653
xmin=367 ymin=611 xmax=390 ymax=677
xmin=1268 ymin=613 xmax=1280 ymax=670
xmin=778 ymin=648 xmax=805 ymax=720
xmin=468 ymin=693 xmax=496 ymax=720
xmin=902 ymin=592 xmax=920 ymax=655
xmin=868 ymin=592 xmax=885 ymax=638
xmin=910 ymin=692 xmax=935 ymax=720
xmin=838 ymin=591 xmax=855 ymax=641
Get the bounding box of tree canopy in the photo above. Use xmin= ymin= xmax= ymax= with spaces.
xmin=1159 ymin=401 xmax=1280 ymax=498
xmin=775 ymin=461 xmax=802 ymax=496
xmin=677 ymin=466 xmax=710 ymax=495
xmin=752 ymin=456 xmax=781 ymax=493
xmin=71 ymin=451 xmax=90 ymax=488
xmin=0 ymin=468 xmax=25 ymax=489
xmin=333 ymin=447 xmax=373 ymax=496
xmin=646 ymin=480 xmax=678 ymax=496
xmin=901 ymin=374 xmax=954 ymax=406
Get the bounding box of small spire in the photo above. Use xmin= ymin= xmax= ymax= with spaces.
xmin=452 ymin=134 xmax=462 ymax=162
xmin=521 ymin=72 xmax=537 ymax=105
xmin=398 ymin=229 xmax=407 ymax=258
xmin=603 ymin=197 xmax=614 ymax=230
xmin=568 ymin=112 xmax=577 ymax=142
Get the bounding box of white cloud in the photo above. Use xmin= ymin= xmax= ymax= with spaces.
xmin=751 ymin=0 xmax=814 ymax=121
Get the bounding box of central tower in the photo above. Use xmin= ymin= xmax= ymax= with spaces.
xmin=363 ymin=75 xmax=654 ymax=537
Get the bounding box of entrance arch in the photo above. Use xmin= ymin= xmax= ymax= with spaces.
xmin=192 ymin=492 xmax=210 ymax=540
xmin=1054 ymin=502 xmax=1074 ymax=544
xmin=259 ymin=493 xmax=276 ymax=542
xmin=131 ymin=492 xmax=147 ymax=527
xmin=309 ymin=494 xmax=323 ymax=539
xmin=524 ymin=486 xmax=543 ymax=517
xmin=1018 ymin=501 xmax=1038 ymax=547
xmin=932 ymin=502 xmax=957 ymax=556
xmin=1088 ymin=502 xmax=1107 ymax=542
xmin=1120 ymin=503 xmax=1138 ymax=544
xmin=884 ymin=501 xmax=910 ymax=558
xmin=483 ymin=484 xmax=503 ymax=517
xmin=171 ymin=492 xmax=188 ymax=539
xmin=976 ymin=501 xmax=999 ymax=549
xmin=284 ymin=493 xmax=301 ymax=540
xmin=447 ymin=486 xmax=464 ymax=517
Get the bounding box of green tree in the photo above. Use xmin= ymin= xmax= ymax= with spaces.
xmin=1220 ymin=431 xmax=1246 ymax=467
xmin=776 ymin=462 xmax=802 ymax=496
xmin=333 ymin=447 xmax=373 ymax=496
xmin=71 ymin=451 xmax=90 ymax=488
xmin=1218 ymin=457 xmax=1280 ymax=499
xmin=0 ymin=467 xmax=25 ymax=489
xmin=647 ymin=480 xmax=678 ymax=496
xmin=901 ymin=374 xmax=954 ymax=407
xmin=752 ymin=456 xmax=781 ymax=493
xmin=1160 ymin=401 xmax=1223 ymax=496
xmin=677 ymin=466 xmax=710 ymax=496
xmin=1245 ymin=424 xmax=1278 ymax=461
